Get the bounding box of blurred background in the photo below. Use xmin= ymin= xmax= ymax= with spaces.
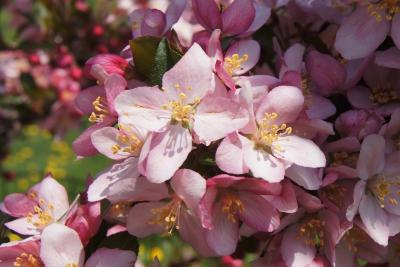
xmin=0 ymin=1 xmax=256 ymax=266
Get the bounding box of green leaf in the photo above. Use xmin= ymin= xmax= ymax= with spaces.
xmin=0 ymin=9 xmax=21 ymax=47
xmin=130 ymin=36 xmax=182 ymax=86
xmin=100 ymin=231 xmax=139 ymax=254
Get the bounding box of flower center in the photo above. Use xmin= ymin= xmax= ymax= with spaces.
xmin=298 ymin=217 xmax=325 ymax=247
xmin=89 ymin=96 xmax=109 ymax=123
xmin=148 ymin=198 xmax=182 ymax=236
xmin=329 ymin=151 xmax=359 ymax=168
xmin=65 ymin=264 xmax=78 ymax=267
xmin=253 ymin=113 xmax=292 ymax=153
xmin=369 ymin=84 xmax=398 ymax=105
xmin=162 ymin=92 xmax=200 ymax=128
xmin=224 ymin=53 xmax=249 ymax=76
xmin=221 ymin=193 xmax=244 ymax=223
xmin=371 ymin=175 xmax=400 ymax=208
xmin=342 ymin=226 xmax=368 ymax=253
xmin=301 ymin=73 xmax=312 ymax=106
xmin=111 ymin=125 xmax=143 ymax=156
xmin=108 ymin=202 xmax=131 ymax=221
xmin=26 ymin=196 xmax=54 ymax=228
xmin=14 ymin=253 xmax=43 ymax=267
xmin=367 ymin=0 xmax=400 ymax=21
xmin=321 ymin=183 xmax=347 ymax=208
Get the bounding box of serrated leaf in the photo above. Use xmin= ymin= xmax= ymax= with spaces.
xmin=149 ymin=38 xmax=169 ymax=86
xmin=130 ymin=36 xmax=162 ymax=79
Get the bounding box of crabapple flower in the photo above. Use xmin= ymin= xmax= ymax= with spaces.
xmin=335 ymin=1 xmax=400 ymax=59
xmin=1 ymin=175 xmax=69 ymax=236
xmin=346 ymin=134 xmax=400 ymax=246
xmin=115 ymin=43 xmax=248 ymax=183
xmin=40 ymin=223 xmax=136 ymax=267
xmin=0 ymin=237 xmax=42 ymax=267
xmin=199 ymin=174 xmax=281 ymax=255
xmin=207 ymin=29 xmax=260 ymax=90
xmin=84 ymin=54 xmax=129 ymax=80
xmin=192 ymin=0 xmax=270 ymax=36
xmin=127 ymin=169 xmax=215 ymax=256
xmin=216 ymin=85 xmax=325 ymax=183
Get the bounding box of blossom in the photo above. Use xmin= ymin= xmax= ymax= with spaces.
xmin=115 ymin=43 xmax=248 ymax=183
xmin=335 ymin=1 xmax=400 ymax=59
xmin=199 ymin=174 xmax=281 ymax=255
xmin=0 ymin=237 xmax=42 ymax=266
xmin=216 ymin=85 xmax=326 ymax=183
xmin=1 ymin=175 xmax=69 ymax=236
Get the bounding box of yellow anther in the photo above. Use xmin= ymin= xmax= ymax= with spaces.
xmin=14 ymin=253 xmax=43 ymax=267
xmin=369 ymin=84 xmax=398 ymax=105
xmin=342 ymin=226 xmax=368 ymax=253
xmin=88 ymin=96 xmax=109 ymax=123
xmin=253 ymin=113 xmax=292 ymax=153
xmin=108 ymin=202 xmax=130 ymax=220
xmin=371 ymin=175 xmax=400 ymax=208
xmin=329 ymin=151 xmax=359 ymax=168
xmin=221 ymin=193 xmax=245 ymax=223
xmin=368 ymin=0 xmax=400 ymax=21
xmin=298 ymin=218 xmax=325 ymax=247
xmin=148 ymin=198 xmax=182 ymax=236
xmin=65 ymin=264 xmax=78 ymax=267
xmin=163 ymin=92 xmax=199 ymax=128
xmin=110 ymin=126 xmax=143 ymax=156
xmin=224 ymin=53 xmax=249 ymax=76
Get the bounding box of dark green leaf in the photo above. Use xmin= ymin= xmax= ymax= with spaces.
xmin=130 ymin=36 xmax=162 ymax=79
xmin=149 ymin=38 xmax=169 ymax=86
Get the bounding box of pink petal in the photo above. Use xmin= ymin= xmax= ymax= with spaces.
xmin=85 ymin=248 xmax=136 ymax=267
xmin=215 ymin=60 xmax=236 ymax=91
xmin=104 ymin=74 xmax=127 ymax=114
xmin=281 ymin=224 xmax=316 ymax=267
xmin=306 ymin=94 xmax=336 ymax=120
xmin=285 ymin=164 xmax=322 ymax=190
xmin=38 ymin=176 xmax=69 ymax=219
xmin=357 ymin=134 xmax=385 ymax=180
xmin=5 ymin=217 xmax=41 ymax=236
xmin=222 ymin=0 xmax=255 ymax=36
xmin=199 ymin=187 xmax=218 ymax=229
xmin=207 ymin=29 xmax=223 ymax=67
xmin=359 ymin=193 xmax=389 ymax=246
xmin=141 ymin=9 xmax=166 ymax=37
xmin=1 ymin=193 xmax=36 ymax=217
xmin=334 ymin=7 xmax=390 ymax=59
xmin=346 ymin=180 xmax=366 ymax=221
xmin=162 ymin=43 xmax=212 ymax=103
xmin=40 ymin=224 xmax=85 ymax=267
xmin=178 ymin=211 xmax=216 ymax=257
xmin=191 ymin=0 xmax=222 ymax=31
xmin=216 ymin=133 xmax=248 ymax=175
xmin=375 ymin=47 xmax=400 ymax=69
xmin=194 ymin=96 xmax=249 ymax=143
xmin=256 ymin=85 xmax=304 ymax=124
xmin=126 ymin=202 xmax=165 ymax=238
xmin=273 ymin=135 xmax=326 ymax=168
xmin=279 ymin=43 xmax=305 ymax=78
xmin=243 ymin=143 xmax=285 ymax=183
xmin=391 ymin=13 xmax=400 ymax=49
xmin=238 ymin=192 xmax=280 ymax=232
xmin=164 ymin=0 xmax=187 ymax=33
xmin=91 ymin=127 xmax=131 ymax=160
xmin=239 ymin=0 xmax=271 ymax=36
xmin=75 ymin=85 xmax=106 ymax=115
xmin=224 ymin=39 xmax=260 ymax=75
xmin=145 ymin=126 xmax=192 ymax=183
xmin=206 ymin=205 xmax=239 ymax=256
xmin=114 ymin=87 xmax=170 ymax=132
xmin=268 ymin=180 xmax=298 ymax=213
xmin=171 ymin=169 xmax=206 ymax=212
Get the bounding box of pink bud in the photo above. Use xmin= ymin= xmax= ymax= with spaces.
xmin=84 ymin=54 xmax=129 ymax=79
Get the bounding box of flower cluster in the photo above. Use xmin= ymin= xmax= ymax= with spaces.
xmin=2 ymin=0 xmax=400 ymax=266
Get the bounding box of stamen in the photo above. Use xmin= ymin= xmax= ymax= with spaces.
xmin=108 ymin=202 xmax=130 ymax=220
xmin=368 ymin=0 xmax=400 ymax=22
xmin=220 ymin=193 xmax=244 ymax=223
xmin=224 ymin=53 xmax=249 ymax=76
xmin=321 ymin=183 xmax=347 ymax=208
xmin=65 ymin=264 xmax=78 ymax=267
xmin=148 ymin=198 xmax=182 ymax=236
xmin=342 ymin=226 xmax=368 ymax=253
xmin=110 ymin=125 xmax=143 ymax=156
xmin=14 ymin=253 xmax=43 ymax=267
xmin=329 ymin=151 xmax=358 ymax=168
xmin=298 ymin=217 xmax=325 ymax=247
xmin=369 ymin=84 xmax=398 ymax=105
xmin=88 ymin=96 xmax=109 ymax=123
xmin=26 ymin=198 xmax=54 ymax=228
xmin=162 ymin=92 xmax=200 ymax=128
xmin=371 ymin=175 xmax=400 ymax=208
xmin=253 ymin=113 xmax=292 ymax=153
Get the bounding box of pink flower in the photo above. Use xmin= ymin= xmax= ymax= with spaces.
xmin=380 ymin=107 xmax=400 ymax=153
xmin=130 ymin=0 xmax=187 ymax=38
xmin=1 ymin=175 xmax=69 ymax=236
xmin=335 ymin=2 xmax=400 ymax=59
xmin=127 ymin=169 xmax=215 ymax=256
xmin=40 ymin=223 xmax=136 ymax=267
xmin=0 ymin=237 xmax=42 ymax=266
xmin=216 ymin=85 xmax=325 ymax=183
xmin=207 ymin=29 xmax=260 ymax=90
xmin=115 ymin=44 xmax=248 ymax=183
xmin=192 ymin=0 xmax=270 ymax=36
xmin=84 ymin=54 xmax=129 ymax=80
xmin=347 ymin=61 xmax=400 ymax=116
xmin=199 ymin=174 xmax=281 ymax=255
xmin=346 ymin=134 xmax=400 ymax=246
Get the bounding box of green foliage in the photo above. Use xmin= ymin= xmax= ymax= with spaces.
xmin=130 ymin=36 xmax=182 ymax=86
xmin=0 ymin=9 xmax=21 ymax=47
